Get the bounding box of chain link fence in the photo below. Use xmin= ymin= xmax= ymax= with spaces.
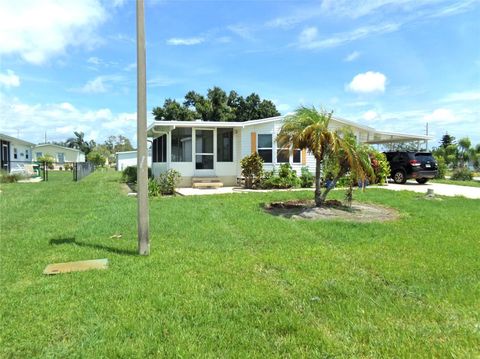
xmin=2 ymin=160 xmax=95 ymax=182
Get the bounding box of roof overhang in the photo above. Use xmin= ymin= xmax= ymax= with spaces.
xmin=0 ymin=133 xmax=35 ymax=147
xmin=365 ymin=130 xmax=433 ymax=144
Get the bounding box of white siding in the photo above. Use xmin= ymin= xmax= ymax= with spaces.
xmin=117 ymin=151 xmax=152 ymax=171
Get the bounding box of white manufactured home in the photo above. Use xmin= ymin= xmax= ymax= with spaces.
xmin=147 ymin=115 xmax=431 ymax=187
xmin=0 ymin=133 xmax=35 ymax=173
xmin=116 ymin=150 xmax=152 ymax=171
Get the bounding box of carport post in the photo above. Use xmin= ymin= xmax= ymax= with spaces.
xmin=136 ymin=0 xmax=149 ymax=255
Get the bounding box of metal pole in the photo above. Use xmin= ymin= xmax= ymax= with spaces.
xmin=136 ymin=0 xmax=150 ymax=255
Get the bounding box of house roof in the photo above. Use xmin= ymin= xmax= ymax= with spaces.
xmin=0 ymin=133 xmax=35 ymax=147
xmin=35 ymin=143 xmax=84 ymax=153
xmin=147 ymin=115 xmax=432 ymax=144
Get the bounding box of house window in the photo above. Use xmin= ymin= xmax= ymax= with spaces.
xmin=36 ymin=152 xmax=43 ymax=158
xmin=276 ymin=138 xmax=289 ymax=163
xmin=217 ymin=128 xmax=233 ymax=162
xmin=153 ymin=134 xmax=167 ymax=163
xmin=171 ymin=128 xmax=192 ymax=162
xmin=58 ymin=153 xmax=65 ymax=164
xmin=25 ymin=150 xmax=29 ymax=159
xmin=293 ymin=149 xmax=301 ymax=163
xmin=13 ymin=148 xmax=17 ymax=159
xmin=258 ymin=134 xmax=273 ymax=163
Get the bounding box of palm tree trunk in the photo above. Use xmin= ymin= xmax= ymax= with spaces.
xmin=315 ymin=157 xmax=323 ymax=207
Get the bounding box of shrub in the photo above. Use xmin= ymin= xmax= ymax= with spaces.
xmin=156 ymin=169 xmax=181 ymax=195
xmin=87 ymin=151 xmax=106 ymax=167
xmin=434 ymin=156 xmax=447 ymax=179
xmin=300 ymin=166 xmax=314 ymax=188
xmin=0 ymin=170 xmax=24 ymax=183
xmin=369 ymin=150 xmax=390 ymax=184
xmin=240 ymin=152 xmax=264 ymax=189
xmin=148 ymin=178 xmax=161 ymax=197
xmin=121 ymin=166 xmax=152 ymax=184
xmin=450 ymin=167 xmax=473 ymax=181
xmin=64 ymin=163 xmax=73 ymax=171
xmin=38 ymin=154 xmax=55 ymax=170
xmin=262 ymin=163 xmax=300 ymax=189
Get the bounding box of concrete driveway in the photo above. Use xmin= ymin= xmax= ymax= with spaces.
xmin=382 ymin=180 xmax=480 ymax=199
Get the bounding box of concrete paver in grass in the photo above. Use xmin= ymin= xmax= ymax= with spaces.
xmin=43 ymin=259 xmax=109 ymax=275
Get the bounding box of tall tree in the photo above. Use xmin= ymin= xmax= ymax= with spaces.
xmin=153 ymin=87 xmax=280 ymax=122
xmin=66 ymin=131 xmax=95 ymax=155
xmin=440 ymin=134 xmax=455 ymax=148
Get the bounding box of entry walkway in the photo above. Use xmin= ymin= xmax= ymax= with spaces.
xmin=176 ymin=181 xmax=480 ymax=199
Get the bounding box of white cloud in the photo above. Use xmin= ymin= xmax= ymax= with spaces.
xmin=124 ymin=63 xmax=137 ymax=71
xmin=0 ymin=95 xmax=137 ymax=144
xmin=441 ymin=91 xmax=480 ymax=103
xmin=87 ymin=56 xmax=102 ymax=65
xmin=346 ymin=71 xmax=387 ymax=94
xmin=80 ymin=77 xmax=107 ymax=93
xmin=0 ymin=0 xmax=106 ymax=65
xmin=344 ymin=51 xmax=360 ymax=62
xmin=166 ymin=37 xmax=205 ymax=46
xmin=74 ymin=75 xmax=124 ymax=94
xmin=423 ymin=108 xmax=457 ymax=124
xmin=362 ymin=110 xmax=380 ymax=121
xmin=298 ymin=23 xmax=400 ymax=50
xmin=0 ymin=70 xmax=20 ymax=88
xmin=227 ymin=24 xmax=255 ymax=40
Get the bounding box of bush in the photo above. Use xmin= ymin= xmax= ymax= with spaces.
xmin=450 ymin=167 xmax=473 ymax=181
xmin=240 ymin=152 xmax=264 ymax=189
xmin=300 ymin=166 xmax=314 ymax=188
xmin=38 ymin=154 xmax=55 ymax=170
xmin=155 ymin=169 xmax=181 ymax=195
xmin=64 ymin=163 xmax=73 ymax=171
xmin=0 ymin=170 xmax=24 ymax=183
xmin=262 ymin=163 xmax=300 ymax=189
xmin=434 ymin=156 xmax=446 ymax=179
xmin=370 ymin=150 xmax=390 ymax=184
xmin=87 ymin=151 xmax=106 ymax=167
xmin=121 ymin=166 xmax=152 ymax=184
xmin=148 ymin=178 xmax=161 ymax=197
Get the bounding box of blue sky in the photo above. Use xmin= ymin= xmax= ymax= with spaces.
xmin=1 ymin=0 xmax=479 ymax=147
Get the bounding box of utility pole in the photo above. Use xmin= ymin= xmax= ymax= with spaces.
xmin=425 ymin=122 xmax=429 ymax=151
xmin=136 ymin=0 xmax=149 ymax=255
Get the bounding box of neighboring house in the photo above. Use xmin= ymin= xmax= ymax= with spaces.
xmin=33 ymin=144 xmax=85 ymax=168
xmin=116 ymin=150 xmax=152 ymax=171
xmin=147 ymin=115 xmax=432 ymax=187
xmin=0 ymin=133 xmax=35 ymax=173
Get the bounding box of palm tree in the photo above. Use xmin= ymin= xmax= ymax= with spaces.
xmin=277 ymin=106 xmax=373 ymax=207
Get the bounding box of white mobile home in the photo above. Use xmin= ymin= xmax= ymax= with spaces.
xmin=0 ymin=133 xmax=35 ymax=173
xmin=116 ymin=150 xmax=152 ymax=171
xmin=147 ymin=115 xmax=431 ymax=187
xmin=33 ymin=144 xmax=85 ymax=167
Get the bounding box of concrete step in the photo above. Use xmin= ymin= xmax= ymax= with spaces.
xmin=192 ymin=177 xmax=223 ymax=188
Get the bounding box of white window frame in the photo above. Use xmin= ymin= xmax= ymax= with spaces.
xmin=257 ymin=134 xmax=273 ymax=164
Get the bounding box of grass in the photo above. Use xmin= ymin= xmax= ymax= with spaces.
xmin=1 ymin=171 xmax=479 ymax=358
xmin=431 ymin=178 xmax=480 ymax=187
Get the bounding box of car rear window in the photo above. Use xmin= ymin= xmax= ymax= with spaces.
xmin=415 ymin=153 xmax=434 ymax=162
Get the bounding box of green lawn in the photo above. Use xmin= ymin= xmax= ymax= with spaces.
xmin=431 ymin=178 xmax=480 ymax=188
xmin=1 ymin=171 xmax=479 ymax=358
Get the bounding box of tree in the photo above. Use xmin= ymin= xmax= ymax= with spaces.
xmin=440 ymin=134 xmax=455 ymax=148
xmin=277 ymin=106 xmax=373 ymax=207
xmin=66 ymin=131 xmax=95 ymax=155
xmin=87 ymin=151 xmax=106 ymax=167
xmin=153 ymin=87 xmax=280 ymax=122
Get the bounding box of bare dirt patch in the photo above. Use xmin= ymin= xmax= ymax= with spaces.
xmin=265 ymin=199 xmax=399 ymax=222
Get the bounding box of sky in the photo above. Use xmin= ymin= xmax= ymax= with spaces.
xmin=0 ymin=0 xmax=479 ymax=147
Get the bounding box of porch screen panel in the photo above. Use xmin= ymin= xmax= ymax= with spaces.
xmin=217 ymin=128 xmax=233 ymax=162
xmin=153 ymin=134 xmax=167 ymax=163
xmin=171 ymin=128 xmax=192 ymax=162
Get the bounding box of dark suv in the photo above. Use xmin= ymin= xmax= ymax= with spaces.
xmin=384 ymin=151 xmax=438 ymax=184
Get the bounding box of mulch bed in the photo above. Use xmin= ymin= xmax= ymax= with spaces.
xmin=265 ymin=199 xmax=399 ymax=222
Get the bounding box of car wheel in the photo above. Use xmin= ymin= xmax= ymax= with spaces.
xmin=416 ymin=178 xmax=429 ymax=184
xmin=393 ymin=170 xmax=407 ymax=184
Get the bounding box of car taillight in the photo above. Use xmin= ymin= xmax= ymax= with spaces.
xmin=410 ymin=160 xmax=421 ymax=166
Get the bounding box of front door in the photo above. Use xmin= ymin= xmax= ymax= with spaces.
xmin=1 ymin=141 xmax=10 ymax=172
xmin=195 ymin=129 xmax=214 ymax=175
